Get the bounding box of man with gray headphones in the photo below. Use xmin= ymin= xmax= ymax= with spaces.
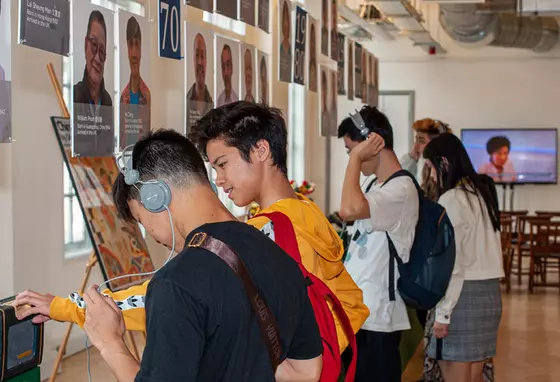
xmin=17 ymin=130 xmax=323 ymax=382
xmin=337 ymin=106 xmax=419 ymax=382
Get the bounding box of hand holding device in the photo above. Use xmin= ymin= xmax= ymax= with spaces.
xmin=83 ymin=285 xmax=126 ymax=355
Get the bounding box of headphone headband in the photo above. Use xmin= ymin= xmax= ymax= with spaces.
xmin=349 ymin=109 xmax=370 ymax=138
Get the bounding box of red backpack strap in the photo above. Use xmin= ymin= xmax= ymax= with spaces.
xmin=328 ymin=292 xmax=357 ymax=381
xmin=257 ymin=212 xmax=303 ymax=265
xmin=258 ymin=211 xmax=358 ymax=381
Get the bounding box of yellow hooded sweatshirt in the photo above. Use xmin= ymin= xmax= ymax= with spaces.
xmin=49 ymin=194 xmax=368 ymax=352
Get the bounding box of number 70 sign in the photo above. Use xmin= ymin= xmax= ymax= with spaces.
xmin=159 ymin=0 xmax=181 ymax=59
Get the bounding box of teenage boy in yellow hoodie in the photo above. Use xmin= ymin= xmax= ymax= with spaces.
xmin=15 ymin=102 xmax=368 ymax=354
xmin=189 ymin=102 xmax=368 ymax=353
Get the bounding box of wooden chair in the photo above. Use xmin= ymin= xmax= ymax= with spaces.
xmin=514 ymin=215 xmax=551 ymax=286
xmin=500 ymin=215 xmax=514 ymax=293
xmin=528 ymin=221 xmax=560 ymax=293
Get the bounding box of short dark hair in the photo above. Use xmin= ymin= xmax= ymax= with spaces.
xmin=222 ymin=44 xmax=232 ymax=59
xmin=87 ymin=10 xmax=107 ymax=44
xmin=113 ymin=129 xmax=209 ymax=222
xmin=486 ymin=136 xmax=510 ymax=155
xmin=126 ymin=16 xmax=141 ymax=42
xmin=337 ymin=105 xmax=394 ymax=149
xmin=189 ymin=101 xmax=288 ymax=175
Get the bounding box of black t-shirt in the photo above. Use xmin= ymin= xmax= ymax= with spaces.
xmin=135 ymin=221 xmax=323 ymax=382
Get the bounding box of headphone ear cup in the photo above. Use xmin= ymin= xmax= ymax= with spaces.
xmin=139 ymin=181 xmax=172 ymax=213
xmin=124 ymin=169 xmax=140 ymax=186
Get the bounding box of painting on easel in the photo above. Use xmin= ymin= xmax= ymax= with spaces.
xmin=51 ymin=116 xmax=154 ymax=291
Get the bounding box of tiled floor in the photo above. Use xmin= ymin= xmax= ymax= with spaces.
xmin=52 ymin=283 xmax=560 ymax=382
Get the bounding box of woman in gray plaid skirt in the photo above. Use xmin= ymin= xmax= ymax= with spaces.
xmin=422 ymin=134 xmax=503 ymax=382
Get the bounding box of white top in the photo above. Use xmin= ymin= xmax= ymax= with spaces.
xmin=435 ymin=187 xmax=505 ymax=324
xmin=344 ymin=175 xmax=419 ymax=333
xmin=399 ymin=153 xmax=424 ymax=181
xmin=216 ymin=89 xmax=239 ymax=107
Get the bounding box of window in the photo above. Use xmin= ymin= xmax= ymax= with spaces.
xmin=289 ymin=83 xmax=305 ymax=182
xmin=62 ymin=0 xmax=145 ymax=258
xmin=63 ymin=167 xmax=93 ymax=258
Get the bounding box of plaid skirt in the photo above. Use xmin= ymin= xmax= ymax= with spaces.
xmin=426 ymin=278 xmax=502 ymax=362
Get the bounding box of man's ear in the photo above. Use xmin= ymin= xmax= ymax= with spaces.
xmin=253 ymin=139 xmax=271 ymax=162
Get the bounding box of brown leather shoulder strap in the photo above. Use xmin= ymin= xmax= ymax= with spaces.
xmin=188 ymin=232 xmax=283 ymax=372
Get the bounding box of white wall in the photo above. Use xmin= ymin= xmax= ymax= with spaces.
xmin=328 ymin=52 xmax=560 ymax=213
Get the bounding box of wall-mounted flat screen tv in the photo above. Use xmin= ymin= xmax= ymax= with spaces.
xmin=461 ymin=128 xmax=558 ymax=185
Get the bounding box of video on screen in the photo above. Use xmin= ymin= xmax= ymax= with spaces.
xmin=461 ymin=128 xmax=558 ymax=184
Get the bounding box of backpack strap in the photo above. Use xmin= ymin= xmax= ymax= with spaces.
xmin=385 ymin=232 xmax=404 ymax=302
xmin=257 ymin=211 xmax=358 ymax=382
xmin=257 ymin=212 xmax=305 ymax=271
xmin=187 ymin=232 xmax=283 ymax=373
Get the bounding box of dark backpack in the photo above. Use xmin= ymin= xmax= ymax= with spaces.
xmin=381 ymin=170 xmax=456 ymax=311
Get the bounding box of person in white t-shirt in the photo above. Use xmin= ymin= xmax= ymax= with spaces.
xmin=337 ymin=106 xmax=419 ymax=382
xmin=423 ymin=133 xmax=503 ymax=382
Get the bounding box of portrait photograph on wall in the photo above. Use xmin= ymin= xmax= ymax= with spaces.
xmin=321 ymin=0 xmax=329 ymax=57
xmin=186 ymin=0 xmax=212 ymax=12
xmin=258 ymin=0 xmax=269 ymax=33
xmin=185 ymin=23 xmax=214 ymax=134
xmin=241 ymin=44 xmax=256 ymax=102
xmin=240 ymin=0 xmax=255 ymax=26
xmin=216 ymin=36 xmax=240 ymax=107
xmin=293 ymin=5 xmax=306 ymax=86
xmin=216 ymin=0 xmax=237 ymax=20
xmin=278 ymin=0 xmax=292 ymax=83
xmin=354 ymin=41 xmax=362 ymax=99
xmin=337 ymin=32 xmax=345 ymax=95
xmin=347 ymin=38 xmax=354 ymax=100
xmin=118 ymin=10 xmax=151 ymax=149
xmin=320 ymin=65 xmax=329 ymax=137
xmin=52 ymin=117 xmax=154 ymax=291
xmin=307 ymin=16 xmax=317 ymax=93
xmin=330 ymin=0 xmax=338 ymax=61
xmin=258 ymin=50 xmax=270 ymax=104
xmin=361 ymin=47 xmax=367 ymax=103
xmin=0 ymin=0 xmax=11 ymax=143
xmin=72 ymin=1 xmax=115 ymax=157
xmin=330 ymin=69 xmax=337 ymax=136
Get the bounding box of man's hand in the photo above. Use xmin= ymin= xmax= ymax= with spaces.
xmin=83 ymin=285 xmax=126 ymax=355
xmin=349 ymin=133 xmax=385 ymax=162
xmin=433 ymin=321 xmax=449 ymax=339
xmin=14 ymin=290 xmax=55 ymax=324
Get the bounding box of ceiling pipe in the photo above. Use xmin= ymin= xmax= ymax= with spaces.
xmin=438 ymin=2 xmax=559 ymax=52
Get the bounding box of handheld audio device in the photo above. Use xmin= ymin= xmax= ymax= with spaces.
xmin=349 ymin=109 xmax=370 ymax=138
xmin=0 ymin=297 xmax=44 ymax=382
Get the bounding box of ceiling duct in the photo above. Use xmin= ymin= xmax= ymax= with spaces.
xmin=439 ymin=2 xmax=559 ymax=52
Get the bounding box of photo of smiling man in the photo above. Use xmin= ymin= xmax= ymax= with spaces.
xmin=118 ymin=12 xmax=151 ymax=149
xmin=216 ymin=37 xmax=239 ymax=107
xmin=242 ymin=45 xmax=256 ymax=102
xmin=186 ymin=24 xmax=214 ymax=134
xmin=72 ymin=3 xmax=115 ymax=157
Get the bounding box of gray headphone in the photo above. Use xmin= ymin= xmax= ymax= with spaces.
xmin=349 ymin=109 xmax=370 ymax=137
xmin=117 ymin=145 xmax=172 ymax=213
